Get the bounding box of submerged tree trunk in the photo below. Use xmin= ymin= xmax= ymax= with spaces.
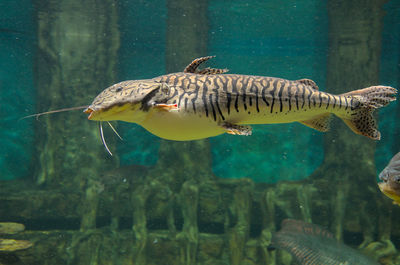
xmin=34 ymin=0 xmax=119 ymax=188
xmin=312 ymin=0 xmax=386 ymax=242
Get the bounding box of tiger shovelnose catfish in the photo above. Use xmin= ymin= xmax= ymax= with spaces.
xmin=84 ymin=56 xmax=397 ymax=141
xmin=26 ymin=56 xmax=397 ymax=154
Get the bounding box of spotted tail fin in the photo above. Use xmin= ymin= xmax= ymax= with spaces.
xmin=339 ymin=86 xmax=397 ymax=140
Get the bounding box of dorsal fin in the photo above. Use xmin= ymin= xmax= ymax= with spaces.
xmin=184 ymin=56 xmax=215 ymax=73
xmin=296 ymin=78 xmax=319 ymax=90
xmin=183 ymin=56 xmax=229 ymax=75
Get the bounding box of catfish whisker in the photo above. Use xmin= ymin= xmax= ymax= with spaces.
xmin=20 ymin=105 xmax=89 ymax=120
xmin=99 ymin=121 xmax=113 ymax=156
xmin=106 ymin=121 xmax=123 ymax=140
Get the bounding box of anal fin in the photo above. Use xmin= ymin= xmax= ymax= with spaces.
xmin=221 ymin=123 xmax=252 ymax=136
xmin=299 ymin=113 xmax=331 ymax=132
xmin=341 ymin=112 xmax=380 ymax=140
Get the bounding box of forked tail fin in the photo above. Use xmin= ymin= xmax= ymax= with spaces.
xmin=339 ymin=86 xmax=397 ymax=140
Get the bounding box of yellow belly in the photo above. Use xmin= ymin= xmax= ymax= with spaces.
xmin=140 ymin=110 xmax=225 ymax=141
xmin=138 ymin=103 xmax=332 ymax=140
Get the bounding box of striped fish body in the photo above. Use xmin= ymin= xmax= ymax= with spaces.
xmin=84 ymin=57 xmax=396 ymax=141
xmin=155 ymin=72 xmax=352 ymax=124
xmin=136 ymin=72 xmax=382 ymax=140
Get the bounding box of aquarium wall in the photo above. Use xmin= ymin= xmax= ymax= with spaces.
xmin=0 ymin=0 xmax=399 ymax=264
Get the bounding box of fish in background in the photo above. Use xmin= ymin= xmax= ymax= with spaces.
xmin=270 ymin=219 xmax=379 ymax=265
xmin=378 ymin=152 xmax=400 ymax=206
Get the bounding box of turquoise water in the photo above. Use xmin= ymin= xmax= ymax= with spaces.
xmin=119 ymin=0 xmax=327 ymax=182
xmin=0 ymin=1 xmax=35 ymax=180
xmin=0 ymin=1 xmax=399 ymax=264
xmin=117 ymin=0 xmax=399 ymax=182
xmin=0 ymin=0 xmax=399 ymax=182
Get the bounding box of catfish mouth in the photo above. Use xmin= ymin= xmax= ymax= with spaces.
xmin=83 ymin=105 xmax=110 ymax=120
xmin=84 ymin=107 xmax=95 ymax=120
xmin=83 ymin=103 xmax=138 ymax=121
xmin=84 ymin=106 xmax=108 ymax=120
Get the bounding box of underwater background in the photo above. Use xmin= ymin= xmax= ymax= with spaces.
xmin=0 ymin=0 xmax=399 ymax=264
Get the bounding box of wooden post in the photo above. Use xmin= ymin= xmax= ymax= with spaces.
xmin=146 ymin=1 xmax=211 ymax=265
xmin=165 ymin=0 xmax=208 ymax=73
xmin=34 ymin=0 xmax=119 ymax=188
xmin=312 ymin=0 xmax=386 ymax=242
xmin=149 ymin=0 xmax=213 ymax=191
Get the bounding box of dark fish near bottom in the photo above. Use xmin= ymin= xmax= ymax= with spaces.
xmin=271 ymin=219 xmax=378 ymax=265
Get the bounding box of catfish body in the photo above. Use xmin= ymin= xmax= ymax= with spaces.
xmin=84 ymin=56 xmax=397 ymax=141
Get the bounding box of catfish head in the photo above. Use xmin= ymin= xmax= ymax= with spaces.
xmin=84 ymin=79 xmax=170 ymax=123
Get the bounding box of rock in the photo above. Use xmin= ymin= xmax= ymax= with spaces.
xmin=0 ymin=239 xmax=32 ymax=252
xmin=0 ymin=223 xmax=25 ymax=235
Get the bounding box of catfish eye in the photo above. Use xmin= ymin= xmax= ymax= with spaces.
xmin=115 ymin=87 xmax=123 ymax=92
xmin=394 ymin=176 xmax=400 ymax=183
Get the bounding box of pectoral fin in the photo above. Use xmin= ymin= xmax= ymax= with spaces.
xmin=221 ymin=123 xmax=252 ymax=136
xmin=299 ymin=113 xmax=331 ymax=132
xmin=154 ymin=103 xmax=179 ymax=111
